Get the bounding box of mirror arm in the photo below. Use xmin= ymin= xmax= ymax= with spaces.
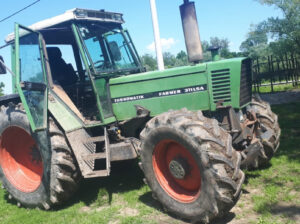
xmin=0 ymin=58 xmax=16 ymax=77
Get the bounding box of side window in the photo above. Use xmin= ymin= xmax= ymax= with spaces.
xmin=84 ymin=37 xmax=105 ymax=67
xmin=47 ymin=45 xmax=78 ymax=70
xmin=17 ymin=26 xmax=48 ymax=130
xmin=81 ymin=34 xmax=113 ymax=72
xmin=105 ymin=32 xmax=135 ymax=69
xmin=20 ymin=32 xmax=45 ymax=83
xmin=46 ymin=45 xmax=79 ymax=86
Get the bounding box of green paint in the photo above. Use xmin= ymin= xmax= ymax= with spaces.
xmin=211 ymin=50 xmax=220 ymax=62
xmin=110 ymin=64 xmax=206 ymax=86
xmin=110 ymin=57 xmax=249 ymax=121
xmin=94 ymin=78 xmax=115 ymax=120
xmin=6 ymin=17 xmax=252 ymax=133
xmin=48 ymin=91 xmax=83 ymax=132
xmin=112 ymin=91 xmax=210 ymax=121
xmin=14 ymin=24 xmax=49 ymax=132
xmin=110 ymin=67 xmax=209 ymax=120
xmin=206 ymin=58 xmax=246 ymax=111
xmin=11 ymin=45 xmax=17 ymax=94
xmin=72 ymin=24 xmax=116 ymax=125
xmin=124 ymin=30 xmax=143 ymax=69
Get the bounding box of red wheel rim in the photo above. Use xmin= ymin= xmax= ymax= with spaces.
xmin=0 ymin=126 xmax=43 ymax=193
xmin=152 ymin=139 xmax=201 ymax=203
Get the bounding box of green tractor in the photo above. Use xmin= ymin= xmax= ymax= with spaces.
xmin=0 ymin=3 xmax=280 ymax=223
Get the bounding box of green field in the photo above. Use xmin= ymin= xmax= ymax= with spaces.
xmin=0 ymin=103 xmax=300 ymax=224
xmin=253 ymin=83 xmax=300 ymax=93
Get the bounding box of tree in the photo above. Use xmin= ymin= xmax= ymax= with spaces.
xmin=142 ymin=35 xmax=237 ymax=70
xmin=242 ymin=0 xmax=300 ymax=57
xmin=240 ymin=23 xmax=270 ymax=59
xmin=209 ymin=37 xmax=231 ymax=58
xmin=176 ymin=50 xmax=187 ymax=62
xmin=175 ymin=50 xmax=189 ymax=66
xmin=201 ymin=40 xmax=210 ymax=52
xmin=259 ymin=0 xmax=300 ymax=54
xmin=0 ymin=82 xmax=4 ymax=96
xmin=141 ymin=54 xmax=157 ymax=71
xmin=163 ymin=52 xmax=176 ymax=68
xmin=240 ymin=24 xmax=268 ymax=52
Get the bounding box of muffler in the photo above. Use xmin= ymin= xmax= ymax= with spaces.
xmin=180 ymin=0 xmax=203 ymax=63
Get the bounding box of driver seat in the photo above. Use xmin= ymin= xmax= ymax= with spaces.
xmin=46 ymin=47 xmax=78 ymax=86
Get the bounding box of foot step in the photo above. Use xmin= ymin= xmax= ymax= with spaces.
xmin=85 ymin=136 xmax=105 ymax=143
xmin=84 ymin=170 xmax=109 ymax=178
xmin=82 ymin=152 xmax=106 ymax=160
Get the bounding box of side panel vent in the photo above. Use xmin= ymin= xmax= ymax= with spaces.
xmin=211 ymin=69 xmax=231 ymax=103
xmin=240 ymin=59 xmax=252 ymax=106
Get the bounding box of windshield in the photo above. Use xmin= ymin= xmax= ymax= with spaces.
xmin=77 ymin=23 xmax=141 ymax=75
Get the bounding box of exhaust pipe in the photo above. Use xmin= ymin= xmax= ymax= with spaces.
xmin=208 ymin=46 xmax=221 ymax=61
xmin=180 ymin=0 xmax=203 ymax=63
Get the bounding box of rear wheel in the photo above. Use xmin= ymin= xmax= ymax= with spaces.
xmin=241 ymin=95 xmax=281 ymax=169
xmin=0 ymin=126 xmax=43 ymax=193
xmin=140 ymin=109 xmax=244 ymax=223
xmin=0 ymin=104 xmax=80 ymax=209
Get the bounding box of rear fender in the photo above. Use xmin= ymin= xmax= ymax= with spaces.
xmin=0 ymin=94 xmax=20 ymax=106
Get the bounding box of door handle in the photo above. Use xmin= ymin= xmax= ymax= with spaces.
xmin=20 ymin=81 xmax=46 ymax=91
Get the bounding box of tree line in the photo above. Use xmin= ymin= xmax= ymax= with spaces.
xmin=142 ymin=0 xmax=300 ymax=71
xmin=240 ymin=0 xmax=300 ymax=60
xmin=1 ymin=1 xmax=298 ymax=94
xmin=141 ymin=37 xmax=247 ymax=71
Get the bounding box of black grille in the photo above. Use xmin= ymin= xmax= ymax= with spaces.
xmin=240 ymin=59 xmax=252 ymax=106
xmin=211 ymin=69 xmax=231 ymax=103
xmin=87 ymin=11 xmax=112 ymax=19
xmin=86 ymin=11 xmax=123 ymax=22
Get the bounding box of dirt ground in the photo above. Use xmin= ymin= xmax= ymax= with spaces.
xmin=148 ymin=188 xmax=300 ymax=224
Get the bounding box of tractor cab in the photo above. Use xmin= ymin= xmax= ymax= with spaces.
xmin=5 ymin=8 xmax=143 ymax=128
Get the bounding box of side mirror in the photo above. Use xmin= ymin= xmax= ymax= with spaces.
xmin=0 ymin=56 xmax=7 ymax=74
xmin=108 ymin=41 xmax=121 ymax=61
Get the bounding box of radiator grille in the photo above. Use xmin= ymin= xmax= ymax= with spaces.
xmin=211 ymin=69 xmax=231 ymax=103
xmin=240 ymin=59 xmax=252 ymax=106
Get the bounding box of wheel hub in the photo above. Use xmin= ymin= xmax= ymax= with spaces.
xmin=0 ymin=126 xmax=43 ymax=193
xmin=152 ymin=139 xmax=201 ymax=203
xmin=169 ymin=158 xmax=189 ymax=179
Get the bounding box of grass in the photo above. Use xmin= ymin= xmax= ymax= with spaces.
xmin=253 ymin=83 xmax=300 ymax=93
xmin=0 ymin=103 xmax=300 ymax=224
xmin=239 ymin=102 xmax=300 ymax=224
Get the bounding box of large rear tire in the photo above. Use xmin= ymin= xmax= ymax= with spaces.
xmin=241 ymin=95 xmax=281 ymax=169
xmin=140 ymin=109 xmax=244 ymax=223
xmin=0 ymin=104 xmax=80 ymax=209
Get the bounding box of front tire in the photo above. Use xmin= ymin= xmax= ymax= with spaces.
xmin=0 ymin=104 xmax=80 ymax=209
xmin=140 ymin=109 xmax=244 ymax=223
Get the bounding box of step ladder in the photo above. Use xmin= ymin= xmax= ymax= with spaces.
xmin=66 ymin=127 xmax=111 ymax=178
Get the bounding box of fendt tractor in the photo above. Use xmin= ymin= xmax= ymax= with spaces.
xmin=0 ymin=1 xmax=280 ymax=223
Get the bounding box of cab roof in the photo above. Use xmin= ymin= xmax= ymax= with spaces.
xmin=5 ymin=8 xmax=124 ymax=43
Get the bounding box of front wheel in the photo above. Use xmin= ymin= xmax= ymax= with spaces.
xmin=140 ymin=109 xmax=244 ymax=223
xmin=0 ymin=104 xmax=80 ymax=209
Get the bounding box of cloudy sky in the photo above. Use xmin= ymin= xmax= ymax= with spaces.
xmin=0 ymin=0 xmax=282 ymax=93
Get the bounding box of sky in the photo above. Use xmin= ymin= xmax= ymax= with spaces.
xmin=0 ymin=0 xmax=282 ymax=94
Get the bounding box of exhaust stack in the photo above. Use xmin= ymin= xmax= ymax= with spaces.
xmin=180 ymin=0 xmax=203 ymax=63
xmin=208 ymin=46 xmax=221 ymax=61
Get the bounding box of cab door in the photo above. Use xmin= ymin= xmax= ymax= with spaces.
xmin=72 ymin=24 xmax=116 ymax=124
xmin=14 ymin=24 xmax=48 ymax=132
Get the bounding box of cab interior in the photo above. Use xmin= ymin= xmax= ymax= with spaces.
xmin=39 ymin=21 xmax=120 ymax=123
